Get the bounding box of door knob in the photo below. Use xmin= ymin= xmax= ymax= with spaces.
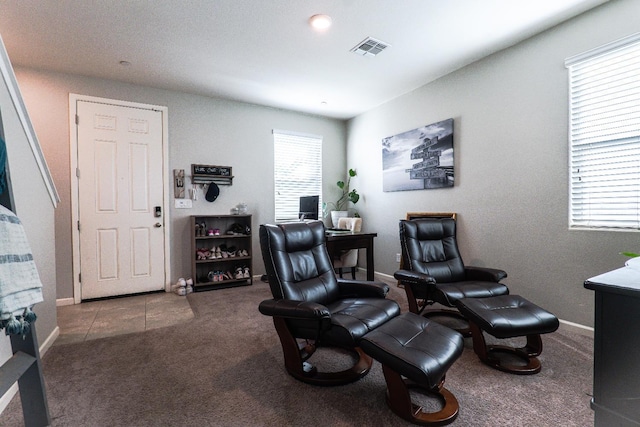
xmin=154 ymin=223 xmax=162 ymax=228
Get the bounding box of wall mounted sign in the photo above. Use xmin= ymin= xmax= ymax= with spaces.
xmin=382 ymin=118 xmax=454 ymax=192
xmin=191 ymin=164 xmax=233 ymax=185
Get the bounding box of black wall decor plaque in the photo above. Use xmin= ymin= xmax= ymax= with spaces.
xmin=192 ymin=164 xmax=232 ymax=178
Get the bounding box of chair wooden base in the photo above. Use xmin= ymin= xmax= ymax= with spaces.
xmin=469 ymin=321 xmax=543 ymax=375
xmin=382 ymin=364 xmax=459 ymax=426
xmin=422 ymin=309 xmax=471 ymax=337
xmin=273 ymin=317 xmax=372 ymax=386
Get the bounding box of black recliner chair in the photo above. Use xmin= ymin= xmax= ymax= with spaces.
xmin=259 ymin=221 xmax=466 ymax=424
xmin=258 ymin=221 xmax=400 ymax=386
xmin=394 ymin=217 xmax=509 ymax=334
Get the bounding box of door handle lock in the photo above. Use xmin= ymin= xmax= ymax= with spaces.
xmin=154 ymin=222 xmax=162 ymax=228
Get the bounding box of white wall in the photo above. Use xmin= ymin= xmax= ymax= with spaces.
xmin=347 ymin=0 xmax=640 ymax=327
xmin=15 ymin=68 xmax=347 ymax=299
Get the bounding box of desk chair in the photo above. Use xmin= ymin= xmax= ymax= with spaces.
xmin=332 ymin=217 xmax=362 ymax=279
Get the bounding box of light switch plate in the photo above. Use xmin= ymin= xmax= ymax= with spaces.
xmin=175 ymin=199 xmax=193 ymax=209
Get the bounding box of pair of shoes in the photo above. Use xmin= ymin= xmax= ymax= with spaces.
xmin=207 ymin=270 xmax=224 ymax=282
xmin=219 ymin=244 xmax=237 ymax=258
xmin=195 ymin=223 xmax=208 ymax=237
xmin=237 ymin=249 xmax=249 ymax=257
xmin=220 ymin=245 xmax=236 ymax=258
xmin=173 ymin=277 xmax=194 ymax=295
xmin=196 ymin=248 xmax=209 ymax=260
xmin=172 ymin=277 xmax=186 ymax=289
xmin=208 ymin=247 xmax=222 ymax=259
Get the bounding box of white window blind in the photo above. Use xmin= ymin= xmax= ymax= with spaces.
xmin=273 ymin=130 xmax=322 ymax=223
xmin=566 ymin=33 xmax=640 ymax=230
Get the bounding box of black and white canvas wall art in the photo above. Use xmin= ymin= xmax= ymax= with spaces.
xmin=382 ymin=118 xmax=454 ymax=192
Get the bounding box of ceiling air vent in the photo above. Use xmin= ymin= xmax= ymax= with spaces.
xmin=350 ymin=37 xmax=390 ymax=57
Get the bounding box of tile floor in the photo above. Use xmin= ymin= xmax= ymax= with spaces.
xmin=54 ymin=291 xmax=194 ymax=346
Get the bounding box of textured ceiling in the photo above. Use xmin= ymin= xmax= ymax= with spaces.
xmin=0 ymin=0 xmax=609 ymax=119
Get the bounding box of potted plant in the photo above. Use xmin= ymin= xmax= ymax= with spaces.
xmin=323 ymin=168 xmax=360 ymax=227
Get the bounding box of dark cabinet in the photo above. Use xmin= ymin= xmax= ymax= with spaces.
xmin=584 ymin=267 xmax=640 ymax=426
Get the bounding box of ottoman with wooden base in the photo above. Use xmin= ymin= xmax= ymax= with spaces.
xmin=456 ymin=295 xmax=559 ymax=375
xmin=360 ymin=313 xmax=464 ymax=426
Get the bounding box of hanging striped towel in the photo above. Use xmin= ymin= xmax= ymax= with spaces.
xmin=0 ymin=204 xmax=42 ymax=335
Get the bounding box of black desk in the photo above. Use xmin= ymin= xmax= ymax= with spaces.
xmin=325 ymin=231 xmax=377 ymax=281
xmin=584 ymin=267 xmax=640 ymax=426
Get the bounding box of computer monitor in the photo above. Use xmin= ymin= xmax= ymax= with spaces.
xmin=299 ymin=195 xmax=319 ymax=220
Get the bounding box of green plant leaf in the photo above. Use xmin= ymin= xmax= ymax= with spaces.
xmin=348 ymin=168 xmax=357 ymax=177
xmin=348 ymin=189 xmax=359 ymax=204
xmin=621 ymin=251 xmax=640 ymax=257
xmin=336 ymin=180 xmax=345 ymax=189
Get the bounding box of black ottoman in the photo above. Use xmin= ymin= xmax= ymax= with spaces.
xmin=360 ymin=313 xmax=464 ymax=426
xmin=456 ymin=295 xmax=559 ymax=375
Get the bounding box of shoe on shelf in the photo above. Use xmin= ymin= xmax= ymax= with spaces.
xmin=219 ymin=243 xmax=228 ymax=258
xmin=235 ymin=267 xmax=244 ymax=280
xmin=243 ymin=266 xmax=250 ymax=279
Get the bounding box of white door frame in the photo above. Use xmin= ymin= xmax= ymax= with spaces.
xmin=69 ymin=94 xmax=171 ymax=304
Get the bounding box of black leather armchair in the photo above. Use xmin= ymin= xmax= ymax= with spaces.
xmin=259 ymin=221 xmax=400 ymax=385
xmin=394 ymin=218 xmax=509 ymax=334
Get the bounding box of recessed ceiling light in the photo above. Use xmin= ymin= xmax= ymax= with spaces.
xmin=309 ymin=14 xmax=332 ymax=30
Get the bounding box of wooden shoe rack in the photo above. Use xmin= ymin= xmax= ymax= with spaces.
xmin=190 ymin=214 xmax=252 ymax=291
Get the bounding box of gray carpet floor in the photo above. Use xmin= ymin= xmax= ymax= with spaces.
xmin=0 ymin=281 xmax=594 ymax=426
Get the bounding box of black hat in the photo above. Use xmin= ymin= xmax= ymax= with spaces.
xmin=205 ymin=183 xmax=220 ymax=202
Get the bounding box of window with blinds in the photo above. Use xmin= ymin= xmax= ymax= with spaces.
xmin=273 ymin=130 xmax=322 ymax=223
xmin=566 ymin=33 xmax=640 ymax=230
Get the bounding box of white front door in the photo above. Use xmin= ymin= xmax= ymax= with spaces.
xmin=76 ymin=100 xmax=165 ymax=299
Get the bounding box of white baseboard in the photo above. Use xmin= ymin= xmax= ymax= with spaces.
xmin=40 ymin=326 xmax=60 ymax=357
xmin=56 ymin=297 xmax=75 ymax=306
xmin=558 ymin=319 xmax=594 ymax=338
xmin=374 ymin=270 xmax=395 ymax=282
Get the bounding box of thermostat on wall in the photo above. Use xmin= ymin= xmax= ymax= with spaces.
xmin=175 ymin=199 xmax=192 ymax=209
